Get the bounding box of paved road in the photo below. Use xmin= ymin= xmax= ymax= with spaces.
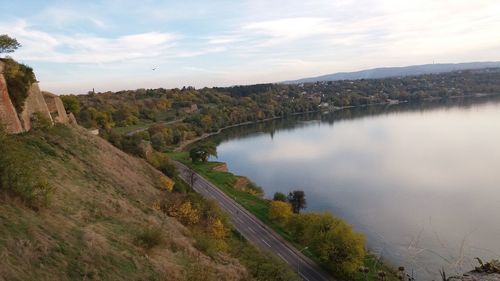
xmin=175 ymin=161 xmax=333 ymax=281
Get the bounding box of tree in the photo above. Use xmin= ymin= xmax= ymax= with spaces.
xmin=269 ymin=201 xmax=293 ymax=224
xmin=151 ymin=132 xmax=167 ymax=152
xmin=302 ymin=213 xmax=365 ymax=277
xmin=189 ymin=142 xmax=217 ymax=162
xmin=273 ymin=192 xmax=287 ymax=202
xmin=0 ymin=34 xmax=21 ymax=55
xmin=287 ymin=190 xmax=306 ymax=213
xmin=60 ymin=95 xmax=81 ymax=114
xmin=287 ymin=212 xmax=366 ymax=278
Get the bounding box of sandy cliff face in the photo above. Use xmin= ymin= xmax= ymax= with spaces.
xmin=0 ymin=62 xmax=24 ymax=134
xmin=42 ymin=91 xmax=69 ymax=124
xmin=19 ymin=83 xmax=53 ymax=131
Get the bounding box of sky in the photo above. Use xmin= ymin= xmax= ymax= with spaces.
xmin=1 ymin=0 xmax=500 ymax=94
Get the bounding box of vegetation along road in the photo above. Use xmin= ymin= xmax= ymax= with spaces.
xmin=175 ymin=161 xmax=333 ymax=281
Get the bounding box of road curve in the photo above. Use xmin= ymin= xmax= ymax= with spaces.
xmin=175 ymin=161 xmax=334 ymax=281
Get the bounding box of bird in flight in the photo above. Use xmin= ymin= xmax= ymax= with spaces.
xmin=152 ymin=66 xmax=158 ymax=71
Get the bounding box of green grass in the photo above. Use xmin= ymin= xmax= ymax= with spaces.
xmin=168 ymin=152 xmax=291 ymax=240
xmin=168 ymin=151 xmax=399 ymax=281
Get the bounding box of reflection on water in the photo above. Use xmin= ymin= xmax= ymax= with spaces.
xmin=208 ymin=96 xmax=500 ymax=280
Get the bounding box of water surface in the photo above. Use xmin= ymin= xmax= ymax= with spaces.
xmin=210 ymin=97 xmax=500 ymax=280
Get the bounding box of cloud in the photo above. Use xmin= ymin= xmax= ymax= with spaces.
xmin=1 ymin=20 xmax=177 ymax=64
xmin=36 ymin=7 xmax=108 ymax=29
xmin=2 ymin=0 xmax=500 ymax=93
xmin=243 ymin=17 xmax=333 ymax=41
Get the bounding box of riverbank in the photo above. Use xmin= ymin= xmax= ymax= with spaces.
xmin=174 ymin=110 xmax=319 ymax=151
xmin=168 ymin=93 xmax=500 ymax=152
xmin=168 ymin=151 xmax=400 ymax=281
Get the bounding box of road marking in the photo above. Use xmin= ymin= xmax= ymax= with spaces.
xmin=261 ymin=239 xmax=271 ymax=247
xmin=277 ymin=253 xmax=289 ymax=264
xmin=178 ymin=164 xmax=331 ymax=281
xmin=299 ymin=273 xmax=310 ymax=281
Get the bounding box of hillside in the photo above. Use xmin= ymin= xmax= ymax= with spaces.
xmin=0 ymin=124 xmax=296 ymax=281
xmin=284 ymin=61 xmax=500 ymax=84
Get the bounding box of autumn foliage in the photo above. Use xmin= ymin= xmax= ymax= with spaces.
xmin=268 ymin=201 xmax=293 ymax=224
xmin=159 ymin=176 xmax=174 ymax=192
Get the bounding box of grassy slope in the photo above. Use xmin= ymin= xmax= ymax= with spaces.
xmin=169 ymin=151 xmax=400 ymax=281
xmin=0 ymin=125 xmax=248 ymax=281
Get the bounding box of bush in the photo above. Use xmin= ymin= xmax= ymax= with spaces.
xmin=287 ymin=212 xmax=365 ymax=278
xmin=273 ymin=192 xmax=287 ymax=202
xmin=1 ymin=58 xmax=36 ymax=112
xmin=30 ymin=112 xmax=53 ymax=130
xmin=135 ymin=227 xmax=163 ymax=250
xmin=236 ymin=245 xmax=300 ymax=281
xmin=151 ymin=132 xmax=167 ymax=152
xmin=268 ymin=201 xmax=293 ymax=224
xmin=60 ymin=95 xmax=81 ymax=114
xmin=121 ymin=134 xmax=145 ymax=157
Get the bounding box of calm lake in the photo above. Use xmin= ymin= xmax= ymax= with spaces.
xmin=209 ymin=96 xmax=500 ymax=280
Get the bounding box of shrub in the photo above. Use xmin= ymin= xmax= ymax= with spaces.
xmin=1 ymin=58 xmax=36 ymax=112
xmin=30 ymin=112 xmax=53 ymax=130
xmin=60 ymin=95 xmax=81 ymax=114
xmin=151 ymin=132 xmax=167 ymax=152
xmin=161 ymin=194 xmax=200 ymax=225
xmin=245 ymin=180 xmax=264 ymax=197
xmin=135 ymin=227 xmax=163 ymax=250
xmin=236 ymin=246 xmax=300 ymax=281
xmin=147 ymin=152 xmax=178 ymax=178
xmin=268 ymin=201 xmax=293 ymax=224
xmin=287 ymin=212 xmax=366 ymax=278
xmin=158 ymin=176 xmax=174 ymax=192
xmin=273 ymin=192 xmax=287 ymax=202
xmin=121 ymin=134 xmax=145 ymax=157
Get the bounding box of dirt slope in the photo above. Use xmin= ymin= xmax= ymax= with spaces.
xmin=0 ymin=125 xmax=246 ymax=281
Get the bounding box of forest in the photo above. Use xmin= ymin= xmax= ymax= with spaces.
xmin=63 ymin=67 xmax=500 ymax=153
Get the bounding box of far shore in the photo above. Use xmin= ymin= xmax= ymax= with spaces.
xmin=173 ymin=92 xmax=500 ymax=152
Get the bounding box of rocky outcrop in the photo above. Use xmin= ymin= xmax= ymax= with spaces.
xmin=0 ymin=62 xmax=24 ymax=134
xmin=42 ymin=91 xmax=69 ymax=124
xmin=0 ymin=61 xmax=73 ymax=134
xmin=212 ymin=163 xmax=228 ymax=172
xmin=68 ymin=112 xmax=78 ymax=125
xmin=19 ymin=83 xmax=53 ymax=131
xmin=233 ymin=176 xmax=250 ymax=189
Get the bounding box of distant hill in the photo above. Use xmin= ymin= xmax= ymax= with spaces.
xmin=283 ymin=62 xmax=500 ymax=84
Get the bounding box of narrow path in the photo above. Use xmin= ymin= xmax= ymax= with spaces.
xmin=175 ymin=161 xmax=334 ymax=281
xmin=125 ymin=118 xmax=184 ymax=136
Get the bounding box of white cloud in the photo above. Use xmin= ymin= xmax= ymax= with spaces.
xmin=243 ymin=17 xmax=333 ymax=41
xmin=36 ymin=7 xmax=109 ymax=29
xmin=1 ymin=20 xmax=176 ymax=64
xmin=2 ymin=0 xmax=500 ymax=93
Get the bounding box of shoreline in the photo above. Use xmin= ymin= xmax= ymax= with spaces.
xmin=169 ymin=152 xmax=401 ymax=280
xmin=173 ymin=92 xmax=500 ymax=152
xmin=174 ymin=110 xmax=318 ymax=151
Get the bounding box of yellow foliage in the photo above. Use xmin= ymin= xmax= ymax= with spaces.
xmin=207 ymin=218 xmax=226 ymax=239
xmin=269 ymin=201 xmax=293 ymax=224
xmin=167 ymin=201 xmax=200 ymax=225
xmin=159 ymin=176 xmax=174 ymax=192
xmin=152 ymin=199 xmax=161 ymax=211
xmin=201 ymin=115 xmax=212 ymax=130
